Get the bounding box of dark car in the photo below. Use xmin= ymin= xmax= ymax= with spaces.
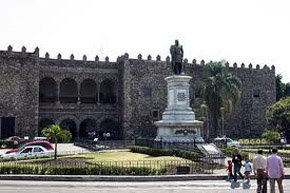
xmin=5 ymin=140 xmax=54 ymax=154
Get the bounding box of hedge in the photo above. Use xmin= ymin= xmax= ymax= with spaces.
xmin=0 ymin=164 xmax=167 ymax=175
xmin=130 ymin=146 xmax=202 ymax=161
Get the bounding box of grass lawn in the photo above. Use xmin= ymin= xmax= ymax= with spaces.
xmin=60 ymin=151 xmax=193 ymax=169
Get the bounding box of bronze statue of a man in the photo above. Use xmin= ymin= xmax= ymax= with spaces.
xmin=170 ymin=40 xmax=184 ymax=75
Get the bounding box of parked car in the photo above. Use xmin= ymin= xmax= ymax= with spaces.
xmin=33 ymin=137 xmax=47 ymax=141
xmin=214 ymin=137 xmax=241 ymax=148
xmin=1 ymin=145 xmax=54 ymax=159
xmin=5 ymin=140 xmax=54 ymax=154
xmin=5 ymin=136 xmax=22 ymax=145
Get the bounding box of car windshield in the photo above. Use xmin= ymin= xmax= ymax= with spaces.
xmin=20 ymin=148 xmax=32 ymax=154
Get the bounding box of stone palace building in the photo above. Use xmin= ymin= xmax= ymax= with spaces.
xmin=0 ymin=46 xmax=276 ymax=140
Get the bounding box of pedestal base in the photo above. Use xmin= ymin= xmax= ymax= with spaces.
xmin=154 ymin=75 xmax=205 ymax=146
xmin=155 ymin=120 xmax=204 ymax=143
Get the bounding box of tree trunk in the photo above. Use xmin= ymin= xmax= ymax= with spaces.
xmin=54 ymin=139 xmax=58 ymax=160
xmin=213 ymin=111 xmax=219 ymax=137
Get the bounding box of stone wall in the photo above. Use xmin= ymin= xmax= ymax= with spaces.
xmin=0 ymin=47 xmax=39 ymax=137
xmin=122 ymin=56 xmax=276 ymax=139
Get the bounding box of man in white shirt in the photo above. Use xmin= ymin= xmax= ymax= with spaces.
xmin=253 ymin=150 xmax=267 ymax=193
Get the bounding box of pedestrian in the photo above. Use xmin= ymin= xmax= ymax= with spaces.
xmin=232 ymin=149 xmax=244 ymax=182
xmin=243 ymin=160 xmax=252 ymax=183
xmin=266 ymin=148 xmax=285 ymax=193
xmin=226 ymin=160 xmax=234 ymax=181
xmin=253 ymin=150 xmax=267 ymax=193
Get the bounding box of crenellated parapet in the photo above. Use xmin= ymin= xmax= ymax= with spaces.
xmin=0 ymin=45 xmax=119 ymax=69
xmin=0 ymin=45 xmax=39 ymax=59
xmin=0 ymin=46 xmax=276 ymax=74
xmin=124 ymin=53 xmax=276 ymax=74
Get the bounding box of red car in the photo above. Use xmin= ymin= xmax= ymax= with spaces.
xmin=5 ymin=140 xmax=54 ymax=154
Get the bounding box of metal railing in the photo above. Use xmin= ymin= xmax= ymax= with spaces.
xmin=0 ymin=159 xmax=215 ymax=175
xmin=74 ymin=139 xmax=135 ymax=151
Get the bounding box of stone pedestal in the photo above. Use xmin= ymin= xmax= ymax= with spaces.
xmin=155 ymin=75 xmax=204 ymax=144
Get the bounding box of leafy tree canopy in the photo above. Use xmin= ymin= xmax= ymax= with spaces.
xmin=276 ymin=74 xmax=290 ymax=101
xmin=262 ymin=128 xmax=280 ymax=145
xmin=201 ymin=61 xmax=241 ymax=136
xmin=266 ymin=97 xmax=290 ymax=138
xmin=42 ymin=124 xmax=72 ymax=159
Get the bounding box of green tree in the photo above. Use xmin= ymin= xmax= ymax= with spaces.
xmin=266 ymin=97 xmax=290 ymax=140
xmin=276 ymin=74 xmax=285 ymax=101
xmin=202 ymin=61 xmax=241 ymax=137
xmin=42 ymin=124 xmax=72 ymax=159
xmin=276 ymin=74 xmax=290 ymax=101
xmin=285 ymin=83 xmax=290 ymax=97
xmin=262 ymin=128 xmax=280 ymax=150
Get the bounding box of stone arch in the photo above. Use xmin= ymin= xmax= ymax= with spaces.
xmin=60 ymin=119 xmax=77 ymax=140
xmin=79 ymin=119 xmax=97 ymax=138
xmin=99 ymin=118 xmax=120 ymax=140
xmin=38 ymin=118 xmax=55 ymax=136
xmin=80 ymin=79 xmax=97 ymax=103
xmin=99 ymin=79 xmax=116 ymax=104
xmin=59 ymin=78 xmax=78 ymax=103
xmin=39 ymin=77 xmax=57 ymax=103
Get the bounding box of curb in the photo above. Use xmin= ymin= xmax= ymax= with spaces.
xmin=0 ymin=174 xmax=289 ymax=181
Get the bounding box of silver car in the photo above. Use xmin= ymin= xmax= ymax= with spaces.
xmin=1 ymin=145 xmax=54 ymax=159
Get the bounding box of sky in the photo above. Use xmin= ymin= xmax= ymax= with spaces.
xmin=0 ymin=0 xmax=290 ymax=82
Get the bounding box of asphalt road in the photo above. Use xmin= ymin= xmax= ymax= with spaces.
xmin=0 ymin=180 xmax=289 ymax=193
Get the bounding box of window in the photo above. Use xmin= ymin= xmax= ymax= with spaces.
xmin=33 ymin=147 xmax=44 ymax=153
xmin=0 ymin=117 xmax=16 ymax=138
xmin=253 ymin=89 xmax=260 ymax=98
xmin=21 ymin=148 xmax=33 ymax=154
xmin=152 ymin=109 xmax=160 ymax=121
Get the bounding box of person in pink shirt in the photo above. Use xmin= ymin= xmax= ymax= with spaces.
xmin=266 ymin=148 xmax=285 ymax=193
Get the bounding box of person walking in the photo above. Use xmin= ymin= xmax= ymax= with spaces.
xmin=232 ymin=149 xmax=244 ymax=182
xmin=266 ymin=148 xmax=285 ymax=193
xmin=253 ymin=150 xmax=267 ymax=193
xmin=243 ymin=160 xmax=252 ymax=182
xmin=226 ymin=160 xmax=234 ymax=181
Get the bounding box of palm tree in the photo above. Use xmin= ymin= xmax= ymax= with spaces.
xmin=202 ymin=61 xmax=241 ymax=137
xmin=42 ymin=124 xmax=72 ymax=159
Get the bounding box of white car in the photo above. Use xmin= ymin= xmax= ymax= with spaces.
xmin=214 ymin=137 xmax=241 ymax=148
xmin=1 ymin=145 xmax=54 ymax=159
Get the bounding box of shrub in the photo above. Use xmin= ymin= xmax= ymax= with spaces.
xmin=130 ymin=146 xmax=202 ymax=161
xmin=0 ymin=164 xmax=167 ymax=176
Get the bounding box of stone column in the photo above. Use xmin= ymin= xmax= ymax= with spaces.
xmin=56 ymin=81 xmax=60 ymax=105
xmin=77 ymin=83 xmax=81 ymax=105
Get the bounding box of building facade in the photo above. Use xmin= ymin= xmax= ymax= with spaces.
xmin=0 ymin=46 xmax=276 ymax=140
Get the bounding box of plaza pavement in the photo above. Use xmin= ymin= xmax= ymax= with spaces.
xmin=0 ymin=179 xmax=289 ymax=193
